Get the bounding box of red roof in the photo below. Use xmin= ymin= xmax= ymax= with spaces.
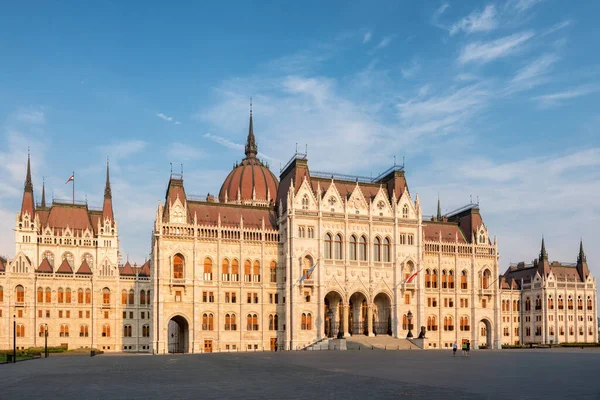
xmin=188 ymin=201 xmax=277 ymax=229
xmin=138 ymin=260 xmax=151 ymax=277
xmin=120 ymin=261 xmax=135 ymax=276
xmin=422 ymin=222 xmax=467 ymax=243
xmin=76 ymin=260 xmax=92 ymax=275
xmin=56 ymin=259 xmax=73 ymax=274
xmin=37 ymin=258 xmax=53 ymax=273
xmin=0 ymin=256 xmax=6 ymax=272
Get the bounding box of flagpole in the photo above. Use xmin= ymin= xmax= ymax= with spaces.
xmin=72 ymin=171 xmax=74 ymax=204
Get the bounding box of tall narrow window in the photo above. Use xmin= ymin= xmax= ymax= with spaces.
xmin=121 ymin=290 xmax=127 ymax=305
xmin=222 ymin=258 xmax=230 ymax=281
xmin=102 ymin=288 xmax=111 ymax=305
xmin=173 ymin=254 xmax=184 ymax=280
xmin=359 ymin=236 xmax=367 ymax=261
xmin=102 ymin=324 xmax=110 ymax=337
xmin=140 ymin=290 xmax=146 ymax=305
xmin=448 ymin=270 xmax=454 ymax=289
xmin=324 ymin=234 xmax=332 ymax=259
xmin=432 ymin=270 xmax=438 ymax=288
xmin=253 ymin=261 xmax=261 ymax=282
xmin=374 ymin=238 xmax=381 ymax=262
xmin=402 ymin=204 xmax=409 ymax=218
xmin=231 ymin=259 xmax=239 ymax=281
xmin=302 ymin=194 xmax=309 ymax=210
xmin=66 ymin=288 xmax=72 ymax=303
xmin=244 ymin=260 xmax=251 ymax=282
xmin=204 ymin=257 xmax=213 ymax=281
xmin=37 ymin=287 xmax=43 ymax=303
xmin=383 ymin=237 xmax=390 ymax=262
xmin=461 ymin=271 xmax=468 ymax=289
xmin=425 ymin=270 xmax=431 ymax=288
xmin=270 ymin=261 xmax=277 ymax=283
xmin=349 ymin=235 xmax=357 ymax=261
xmin=441 ymin=270 xmax=447 ymax=289
xmin=334 ymin=234 xmax=343 ymax=260
xmin=85 ymin=289 xmax=91 ymax=304
xmin=57 ymin=287 xmax=64 ymax=303
xmin=129 ymin=290 xmax=135 ymax=305
xmin=78 ymin=289 xmax=84 ymax=304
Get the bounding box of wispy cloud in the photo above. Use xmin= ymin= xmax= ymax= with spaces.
xmin=167 ymin=143 xmax=204 ymax=161
xmin=432 ymin=3 xmax=450 ymax=29
xmin=400 ymin=59 xmax=420 ymax=79
xmin=156 ymin=112 xmax=181 ymax=125
xmin=458 ymin=31 xmax=534 ymax=64
xmin=99 ymin=140 xmax=147 ymax=164
xmin=542 ymin=19 xmax=572 ymax=36
xmin=204 ymin=132 xmax=244 ymax=152
xmin=505 ymin=53 xmax=559 ymax=94
xmin=450 ymin=4 xmax=498 ymax=36
xmin=15 ymin=108 xmax=45 ymax=125
xmin=510 ymin=0 xmax=544 ymax=13
xmin=362 ymin=31 xmax=372 ymax=44
xmin=376 ymin=36 xmax=393 ymax=49
xmin=532 ymin=85 xmax=600 ymax=108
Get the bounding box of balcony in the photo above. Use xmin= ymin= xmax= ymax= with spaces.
xmin=101 ymin=302 xmax=111 ymax=309
xmin=14 ymin=301 xmax=25 ymax=307
xmin=403 ymin=282 xmax=416 ymax=290
xmin=170 ymin=278 xmax=186 ymax=286
xmin=302 ymin=279 xmax=314 ymax=287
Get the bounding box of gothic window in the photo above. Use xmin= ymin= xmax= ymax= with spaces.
xmin=244 ymin=260 xmax=252 ymax=282
xmin=374 ymin=237 xmax=381 ymax=262
xmin=432 ymin=270 xmax=438 ymax=288
xmin=62 ymin=252 xmax=74 ymax=267
xmin=301 ymin=313 xmax=312 ymax=330
xmin=270 ymin=261 xmax=277 ymax=283
xmin=86 ymin=289 xmax=91 ymax=304
xmin=225 ymin=314 xmax=237 ymax=331
xmin=349 ymin=235 xmax=357 ymax=261
xmin=16 ymin=324 xmax=25 ymax=337
xmin=0 ymin=286 xmax=3 ymax=302
xmin=402 ymin=314 xmax=408 ymax=330
xmin=140 ymin=290 xmax=146 ymax=305
xmin=588 ymin=296 xmax=593 ymax=310
xmin=425 ymin=270 xmax=431 ymax=288
xmin=302 ymin=195 xmax=309 ymax=210
xmin=77 ymin=288 xmax=84 ymax=304
xmin=129 ymin=290 xmax=135 ymax=305
xmin=324 ymin=233 xmax=332 ymax=259
xmin=461 ymin=270 xmax=468 ymax=289
xmin=142 ymin=325 xmax=150 ymax=337
xmin=441 ymin=270 xmax=448 ymax=289
xmin=102 ymin=324 xmax=110 ymax=337
xmin=58 ymin=287 xmax=64 ymax=303
xmin=123 ymin=325 xmax=132 ymax=337
xmin=231 ymin=259 xmax=239 ymax=281
xmin=60 ymin=324 xmax=70 ymax=338
xmin=577 ymin=296 xmax=583 ymax=310
xmin=253 ymin=260 xmax=261 ymax=282
xmin=222 ymin=258 xmax=230 ymax=281
xmin=482 ymin=269 xmax=491 ymax=289
xmin=247 ymin=314 xmax=259 ymax=331
xmin=402 ymin=204 xmax=409 ymax=219
xmin=460 ymin=316 xmax=470 ymax=331
xmin=568 ymin=296 xmax=573 ymax=310
xmin=269 ymin=314 xmax=279 ymax=331
xmin=204 ymin=257 xmax=213 ymax=281
xmin=448 ymin=270 xmax=454 ymax=289
xmin=102 ymin=288 xmax=111 ymax=305
xmin=37 ymin=287 xmax=43 ymax=303
xmin=525 ymin=297 xmax=531 ymax=311
xmin=444 ymin=316 xmax=454 ymax=331
xmin=42 ymin=251 xmax=55 ymax=268
xmin=359 ymin=236 xmax=367 ymax=261
xmin=383 ymin=237 xmax=391 ymax=262
xmin=334 ymin=234 xmax=343 ymax=260
xmin=202 ymin=313 xmax=214 ymax=331
xmin=427 ymin=316 xmax=437 ymax=331
xmin=121 ymin=290 xmax=127 ymax=305
xmin=146 ymin=290 xmax=150 ymax=305
xmin=173 ymin=254 xmax=184 ymax=280
xmin=558 ymin=295 xmax=564 ymax=309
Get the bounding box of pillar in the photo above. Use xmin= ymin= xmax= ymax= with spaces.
xmin=367 ymin=304 xmax=374 ymax=337
xmin=343 ymin=304 xmax=349 ymax=338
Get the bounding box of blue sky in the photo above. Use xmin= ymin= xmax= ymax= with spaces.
xmin=0 ymin=0 xmax=599 ymax=278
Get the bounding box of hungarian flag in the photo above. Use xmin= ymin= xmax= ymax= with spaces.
xmin=65 ymin=174 xmax=74 ymax=184
xmin=405 ymin=269 xmax=422 ymax=284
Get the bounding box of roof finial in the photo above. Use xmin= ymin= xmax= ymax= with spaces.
xmin=540 ymin=236 xmax=548 ymax=260
xmin=578 ymin=238 xmax=586 ymax=264
xmin=41 ymin=177 xmax=46 ymax=208
xmin=104 ymin=157 xmax=112 ymax=198
xmin=245 ymin=100 xmax=257 ymax=159
xmin=24 ymin=149 xmax=33 ymax=192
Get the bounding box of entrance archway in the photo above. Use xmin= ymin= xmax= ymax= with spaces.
xmin=373 ymin=293 xmax=392 ymax=336
xmin=168 ymin=315 xmax=189 ymax=353
xmin=479 ymin=319 xmax=492 ymax=349
xmin=324 ymin=291 xmax=343 ymax=338
xmin=349 ymin=292 xmax=368 ymax=336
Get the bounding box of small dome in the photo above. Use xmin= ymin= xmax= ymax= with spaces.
xmin=218 ymin=109 xmax=279 ymax=205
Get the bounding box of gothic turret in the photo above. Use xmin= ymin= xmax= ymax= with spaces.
xmin=20 ymin=152 xmax=35 ymax=218
xmin=245 ymin=102 xmax=258 ymax=159
xmin=40 ymin=178 xmax=46 ymax=208
xmin=576 ymin=239 xmax=590 ymax=280
xmin=537 ymin=236 xmax=551 ymax=277
xmin=436 ymin=197 xmax=442 ymax=221
xmin=102 ymin=159 xmax=114 ymax=222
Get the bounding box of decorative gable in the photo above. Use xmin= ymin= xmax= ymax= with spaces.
xmin=371 ymin=187 xmax=393 ymax=217
xmin=169 ymin=197 xmax=186 ymax=224
xmin=347 ymin=184 xmax=368 ymax=215
xmin=295 ymin=178 xmax=318 ymax=211
xmin=322 ymin=181 xmax=344 ymax=214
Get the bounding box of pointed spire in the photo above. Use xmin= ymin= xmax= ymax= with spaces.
xmin=577 ymin=239 xmax=586 ymax=264
xmin=24 ymin=149 xmax=33 ymax=193
xmin=436 ymin=196 xmax=442 ymax=221
xmin=41 ymin=178 xmax=46 ymax=208
xmin=104 ymin=157 xmax=112 ymax=199
xmin=20 ymin=149 xmax=35 ymax=217
xmin=540 ymin=236 xmax=548 ymax=261
xmin=244 ymin=99 xmax=258 ymax=159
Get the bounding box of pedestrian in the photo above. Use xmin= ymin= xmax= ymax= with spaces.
xmin=461 ymin=341 xmax=467 ymax=357
xmin=452 ymin=342 xmax=457 ymax=357
xmin=466 ymin=340 xmax=470 ymax=357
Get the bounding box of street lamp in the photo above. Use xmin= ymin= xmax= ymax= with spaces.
xmin=327 ymin=309 xmax=333 ymax=338
xmin=406 ymin=310 xmax=413 ymax=339
xmin=13 ymin=314 xmax=16 ymax=363
xmin=44 ymin=323 xmax=49 ymax=358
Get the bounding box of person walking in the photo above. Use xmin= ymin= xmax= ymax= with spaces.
xmin=461 ymin=341 xmax=467 ymax=357
xmin=452 ymin=342 xmax=457 ymax=357
xmin=466 ymin=340 xmax=471 ymax=357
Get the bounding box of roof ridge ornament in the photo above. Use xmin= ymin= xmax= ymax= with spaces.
xmin=245 ymin=98 xmax=258 ymax=159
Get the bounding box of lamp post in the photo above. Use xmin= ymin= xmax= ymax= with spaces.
xmin=327 ymin=309 xmax=333 ymax=338
xmin=406 ymin=310 xmax=413 ymax=339
xmin=44 ymin=323 xmax=49 ymax=358
xmin=13 ymin=314 xmax=16 ymax=363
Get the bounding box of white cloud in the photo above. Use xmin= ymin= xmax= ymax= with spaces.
xmin=400 ymin=59 xmax=420 ymax=79
xmin=204 ymin=133 xmax=244 ymax=152
xmin=458 ymin=31 xmax=535 ymax=64
xmin=15 ymin=108 xmax=45 ymax=125
xmin=432 ymin=3 xmax=450 ymax=29
xmin=532 ymin=85 xmax=600 ymax=108
xmin=505 ymin=53 xmax=559 ymax=94
xmin=450 ymin=4 xmax=498 ymax=36
xmin=363 ymin=32 xmax=372 ymax=44
xmin=376 ymin=36 xmax=393 ymax=49
xmin=542 ymin=20 xmax=572 ymax=36
xmin=511 ymin=0 xmax=544 ymax=13
xmin=156 ymin=112 xmax=182 ymax=125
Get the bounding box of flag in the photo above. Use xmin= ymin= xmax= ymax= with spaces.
xmin=404 ymin=269 xmax=422 ymax=284
xmin=65 ymin=174 xmax=74 ymax=184
xmin=298 ymin=262 xmax=317 ymax=283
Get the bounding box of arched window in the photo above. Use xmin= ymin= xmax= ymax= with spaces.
xmin=383 ymin=237 xmax=391 ymax=262
xmin=37 ymin=287 xmax=43 ymax=303
xmin=427 ymin=316 xmax=437 ymax=331
xmin=42 ymin=251 xmax=55 ymax=268
xmin=334 ymin=234 xmax=343 ymax=260
xmin=568 ymin=296 xmax=573 ymax=310
xmin=123 ymin=325 xmax=132 ymax=337
xmin=140 ymin=290 xmax=146 ymax=305
xmin=222 ymin=258 xmax=230 ymax=281
xmin=448 ymin=270 xmax=454 ymax=289
xmin=78 ymin=289 xmax=84 ymax=304
xmin=202 ymin=313 xmax=214 ymax=330
xmin=525 ymin=297 xmax=531 ymax=311
xmin=349 ymin=235 xmax=357 ymax=261
xmin=231 ymin=259 xmax=239 ymax=281
xmin=513 ymin=300 xmax=518 ymax=312
xmin=102 ymin=288 xmax=111 ymax=305
xmin=374 ymin=237 xmax=381 ymax=262
xmin=577 ymin=296 xmax=583 ymax=310
xmin=482 ymin=269 xmax=491 ymax=289
xmin=66 ymin=288 xmax=72 ymax=303
xmin=359 ymin=236 xmax=367 ymax=261
xmin=173 ymin=254 xmax=184 ymax=280
xmin=441 ymin=270 xmax=448 ymax=289
xmin=16 ymin=324 xmax=25 ymax=337
xmin=44 ymin=287 xmax=51 ymax=303
xmin=460 ymin=316 xmax=470 ymax=331
xmin=121 ymin=290 xmax=127 ymax=305
xmin=60 ymin=324 xmax=69 ymax=337
xmin=102 ymin=324 xmax=110 ymax=337
xmin=558 ymin=295 xmax=564 ymax=309
xmin=129 ymin=290 xmax=135 ymax=305
xmin=425 ymin=269 xmax=431 ymax=288
xmin=269 ymin=314 xmax=279 ymax=331
xmin=535 ymin=296 xmax=541 ymax=310
xmin=402 ymin=314 xmax=408 ymax=330
xmin=302 ymin=194 xmax=309 ymax=210
xmin=306 ymin=313 xmax=312 ymax=330
xmin=57 ymin=287 xmax=64 ymax=303
xmin=143 ymin=325 xmax=150 ymax=337
xmin=146 ymin=290 xmax=151 ymax=305
xmin=244 ymin=260 xmax=252 ymax=282
xmin=0 ymin=286 xmax=3 ymax=302
xmin=253 ymin=260 xmax=261 ymax=282
xmin=588 ymin=296 xmax=593 ymax=310
xmin=444 ymin=316 xmax=454 ymax=331
xmin=247 ymin=314 xmax=259 ymax=331
xmin=402 ymin=204 xmax=409 ymax=218
xmin=432 ymin=270 xmax=438 ymax=288
xmin=461 ymin=270 xmax=468 ymax=289
xmin=324 ymin=233 xmax=333 ymax=259
xmin=225 ymin=313 xmax=237 ymax=330
xmin=39 ymin=324 xmax=46 ymax=337
xmin=204 ymin=258 xmax=213 ymax=281
xmin=270 ymin=261 xmax=277 ymax=283
xmin=86 ymin=289 xmax=91 ymax=304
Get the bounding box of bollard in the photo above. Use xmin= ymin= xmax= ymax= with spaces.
xmin=372 ymin=346 xmax=374 ymax=350
xmin=385 ymin=345 xmax=387 ymax=350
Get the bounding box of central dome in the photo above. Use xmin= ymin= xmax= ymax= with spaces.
xmin=218 ymin=110 xmax=279 ymax=205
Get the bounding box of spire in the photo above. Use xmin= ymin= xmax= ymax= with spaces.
xmin=540 ymin=236 xmax=548 ymax=261
xmin=41 ymin=178 xmax=46 ymax=208
xmin=244 ymin=99 xmax=258 ymax=159
xmin=436 ymin=197 xmax=442 ymax=221
xmin=577 ymin=239 xmax=586 ymax=264
xmin=20 ymin=150 xmax=35 ymax=217
xmin=104 ymin=158 xmax=112 ymax=199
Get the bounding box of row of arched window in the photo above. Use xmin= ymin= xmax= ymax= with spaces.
xmin=199 ymin=313 xmax=291 ymax=331
xmin=173 ymin=255 xmax=277 ymax=283
xmin=301 ymin=194 xmax=412 ymax=218
xmin=121 ymin=290 xmax=151 ymax=306
xmin=324 ymin=233 xmax=403 ymax=262
xmin=41 ymin=251 xmax=95 ymax=269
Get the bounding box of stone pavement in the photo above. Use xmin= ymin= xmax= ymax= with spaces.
xmin=0 ymin=348 xmax=599 ymax=399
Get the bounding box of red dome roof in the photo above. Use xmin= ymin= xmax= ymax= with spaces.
xmin=218 ymin=110 xmax=279 ymax=204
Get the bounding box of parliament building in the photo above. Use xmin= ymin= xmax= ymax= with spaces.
xmin=0 ymin=111 xmax=597 ymax=353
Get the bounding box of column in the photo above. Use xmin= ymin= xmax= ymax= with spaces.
xmin=367 ymin=304 xmax=374 ymax=337
xmin=343 ymin=304 xmax=349 ymax=338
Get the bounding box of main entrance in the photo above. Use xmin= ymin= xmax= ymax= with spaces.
xmin=168 ymin=315 xmax=189 ymax=353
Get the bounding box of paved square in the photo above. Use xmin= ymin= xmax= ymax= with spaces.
xmin=1 ymin=349 xmax=599 ymax=399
